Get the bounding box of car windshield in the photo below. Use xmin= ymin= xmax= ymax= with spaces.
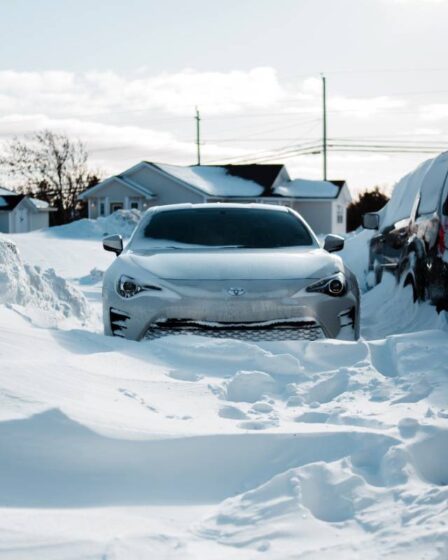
xmin=141 ymin=208 xmax=314 ymax=249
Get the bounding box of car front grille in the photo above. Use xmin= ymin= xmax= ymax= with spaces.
xmin=110 ymin=308 xmax=130 ymax=337
xmin=144 ymin=320 xmax=325 ymax=342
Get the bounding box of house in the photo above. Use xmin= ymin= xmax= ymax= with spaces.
xmin=78 ymin=162 xmax=352 ymax=234
xmin=0 ymin=187 xmax=54 ymax=233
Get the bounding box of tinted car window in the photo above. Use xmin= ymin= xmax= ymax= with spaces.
xmin=143 ymin=208 xmax=314 ymax=248
xmin=418 ymin=156 xmax=448 ymax=215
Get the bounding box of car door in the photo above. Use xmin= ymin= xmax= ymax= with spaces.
xmin=426 ymin=169 xmax=448 ymax=308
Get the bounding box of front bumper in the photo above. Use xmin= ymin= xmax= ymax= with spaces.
xmin=103 ymin=278 xmax=359 ymax=341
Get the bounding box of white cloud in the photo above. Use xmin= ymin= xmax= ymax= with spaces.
xmin=0 ymin=112 xmax=247 ymax=175
xmin=0 ymin=68 xmax=285 ymax=118
xmin=329 ymin=96 xmax=406 ymax=119
xmin=420 ymin=103 xmax=448 ymax=120
xmin=412 ymin=126 xmax=442 ymax=135
xmin=0 ymin=67 xmax=429 ymax=190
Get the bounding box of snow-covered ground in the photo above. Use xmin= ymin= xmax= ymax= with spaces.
xmin=0 ymin=213 xmax=447 ymax=560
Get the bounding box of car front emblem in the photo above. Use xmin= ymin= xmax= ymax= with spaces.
xmin=227 ymin=287 xmax=246 ymax=297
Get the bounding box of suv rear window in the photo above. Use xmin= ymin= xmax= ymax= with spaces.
xmin=142 ymin=208 xmax=314 ymax=248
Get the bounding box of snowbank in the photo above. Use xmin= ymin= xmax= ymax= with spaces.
xmin=48 ymin=209 xmax=142 ymax=239
xmin=0 ymin=238 xmax=88 ymax=327
xmin=340 ymin=228 xmax=374 ymax=291
xmin=361 ymin=273 xmax=446 ymax=338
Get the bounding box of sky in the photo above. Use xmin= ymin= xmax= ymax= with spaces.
xmin=1 ymin=0 xmax=448 ymax=195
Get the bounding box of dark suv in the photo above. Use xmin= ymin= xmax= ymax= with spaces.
xmin=363 ymin=152 xmax=448 ymax=311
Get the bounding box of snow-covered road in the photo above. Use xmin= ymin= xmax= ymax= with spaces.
xmin=0 ymin=219 xmax=447 ymax=559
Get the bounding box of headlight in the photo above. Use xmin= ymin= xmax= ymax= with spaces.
xmin=117 ymin=275 xmax=161 ymax=298
xmin=306 ymin=272 xmax=346 ymax=297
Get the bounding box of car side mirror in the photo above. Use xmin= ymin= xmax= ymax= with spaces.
xmin=323 ymin=234 xmax=344 ymax=253
xmin=103 ymin=234 xmax=123 ymax=256
xmin=443 ymin=197 xmax=448 ymax=216
xmin=362 ymin=213 xmax=380 ymax=230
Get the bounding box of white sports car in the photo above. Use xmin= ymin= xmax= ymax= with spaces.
xmin=102 ymin=203 xmax=360 ymax=341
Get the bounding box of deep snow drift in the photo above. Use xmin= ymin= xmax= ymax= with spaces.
xmin=0 ymin=209 xmax=447 ymax=559
xmin=0 ymin=237 xmax=88 ymax=328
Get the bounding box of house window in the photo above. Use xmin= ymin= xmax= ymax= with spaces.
xmin=99 ymin=202 xmax=105 ymax=216
xmin=111 ymin=202 xmax=123 ymax=213
xmin=337 ymin=205 xmax=344 ymax=224
xmin=130 ymin=201 xmax=140 ymax=210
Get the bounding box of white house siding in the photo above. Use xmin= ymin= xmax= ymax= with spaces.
xmin=0 ymin=213 xmax=10 ymax=233
xmin=292 ymin=200 xmax=333 ymax=235
xmin=128 ymin=166 xmax=205 ymax=205
xmin=87 ymin=181 xmax=147 ymax=218
xmin=332 ymin=201 xmax=347 ymax=235
xmin=29 ymin=211 xmax=49 ymax=231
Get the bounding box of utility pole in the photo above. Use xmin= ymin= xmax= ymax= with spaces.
xmin=322 ymin=74 xmax=327 ymax=181
xmin=195 ymin=106 xmax=201 ymax=165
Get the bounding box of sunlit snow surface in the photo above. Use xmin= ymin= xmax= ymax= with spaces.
xmin=0 ymin=214 xmax=447 ymax=560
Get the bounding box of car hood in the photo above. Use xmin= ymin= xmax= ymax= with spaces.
xmin=126 ymin=248 xmax=342 ymax=280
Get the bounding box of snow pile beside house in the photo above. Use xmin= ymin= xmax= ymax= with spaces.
xmin=49 ymin=209 xmax=142 ymax=239
xmin=0 ymin=237 xmax=88 ymax=326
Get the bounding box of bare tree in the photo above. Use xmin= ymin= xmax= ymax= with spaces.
xmin=0 ymin=130 xmax=100 ymax=224
xmin=347 ymin=186 xmax=389 ymax=232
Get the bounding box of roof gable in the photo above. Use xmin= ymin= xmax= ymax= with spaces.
xmin=218 ymin=164 xmax=285 ymax=194
xmin=78 ymin=174 xmax=155 ymax=200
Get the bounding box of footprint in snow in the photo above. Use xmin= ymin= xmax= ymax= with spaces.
xmin=118 ymin=387 xmax=158 ymax=413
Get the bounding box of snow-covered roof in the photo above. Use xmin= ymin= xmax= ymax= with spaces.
xmin=154 ymin=163 xmax=265 ymax=197
xmin=0 ymin=187 xmax=14 ymax=196
xmin=274 ymin=179 xmax=341 ymax=199
xmin=29 ymin=198 xmax=50 ymax=210
xmin=0 ymin=194 xmax=54 ymax=212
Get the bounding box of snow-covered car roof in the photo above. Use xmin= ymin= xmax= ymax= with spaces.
xmin=380 ymin=151 xmax=448 ymax=227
